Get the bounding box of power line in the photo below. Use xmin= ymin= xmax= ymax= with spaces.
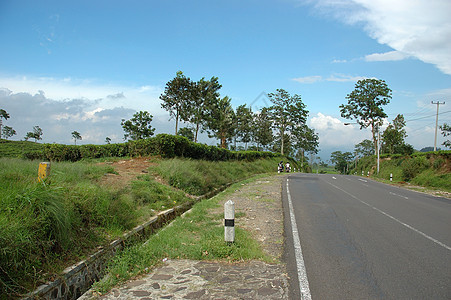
xmin=405 ymin=110 xmax=451 ymax=123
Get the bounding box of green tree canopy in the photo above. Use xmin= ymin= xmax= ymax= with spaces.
xmin=2 ymin=126 xmax=16 ymax=140
xmin=187 ymin=76 xmax=222 ymax=142
xmin=235 ymin=104 xmax=254 ymax=149
xmin=0 ymin=109 xmax=10 ymax=139
xmin=330 ymin=151 xmax=354 ymax=174
xmin=340 ymin=79 xmax=392 ymax=153
xmin=252 ymin=107 xmax=273 ymax=151
xmin=268 ymin=89 xmax=308 ymax=155
xmin=382 ymin=114 xmax=408 ymax=154
xmin=71 ymin=131 xmax=82 ymax=145
xmin=177 ymin=127 xmax=195 ymax=142
xmin=354 ymin=139 xmax=374 ymax=157
xmin=25 ymin=126 xmax=43 ymax=143
xmin=292 ymin=124 xmax=319 ymax=155
xmin=160 ymin=71 xmax=192 ymax=135
xmin=206 ymin=96 xmax=235 ymax=148
xmin=121 ymin=111 xmax=155 ymax=141
xmin=440 ymin=123 xmax=450 ymax=148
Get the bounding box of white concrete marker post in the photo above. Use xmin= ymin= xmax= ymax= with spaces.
xmin=224 ymin=200 xmax=235 ymax=243
xmin=390 ymin=173 xmax=393 ymax=182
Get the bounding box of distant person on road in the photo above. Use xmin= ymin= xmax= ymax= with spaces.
xmin=278 ymin=161 xmax=284 ymax=173
xmin=285 ymin=162 xmax=290 ymax=172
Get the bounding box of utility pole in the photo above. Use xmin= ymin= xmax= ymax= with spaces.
xmin=377 ymin=126 xmax=380 ymax=174
xmin=432 ymin=101 xmax=445 ymax=151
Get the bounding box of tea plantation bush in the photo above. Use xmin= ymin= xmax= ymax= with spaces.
xmin=13 ymin=134 xmax=280 ymax=162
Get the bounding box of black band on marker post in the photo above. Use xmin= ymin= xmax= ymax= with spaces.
xmin=225 ymin=219 xmax=234 ymax=227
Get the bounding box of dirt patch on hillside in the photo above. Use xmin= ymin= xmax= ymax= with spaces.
xmin=98 ymin=157 xmax=157 ymax=189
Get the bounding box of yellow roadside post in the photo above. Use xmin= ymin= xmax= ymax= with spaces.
xmin=38 ymin=162 xmax=51 ymax=183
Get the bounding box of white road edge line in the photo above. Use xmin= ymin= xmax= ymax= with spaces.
xmin=389 ymin=191 xmax=409 ymax=200
xmin=327 ymin=181 xmax=451 ymax=252
xmin=286 ymin=179 xmax=312 ymax=300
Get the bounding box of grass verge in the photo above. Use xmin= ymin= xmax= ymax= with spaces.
xmin=0 ymin=156 xmax=283 ymax=298
xmin=91 ymin=175 xmax=273 ymax=294
xmin=150 ymin=157 xmax=286 ymax=195
xmin=350 ymin=153 xmax=451 ymax=194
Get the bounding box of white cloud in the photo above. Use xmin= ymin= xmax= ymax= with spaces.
xmin=292 ymin=75 xmax=323 ymax=84
xmin=309 ymin=112 xmax=371 ymax=147
xmin=0 ymin=75 xmax=164 ymax=113
xmin=332 ymin=59 xmax=348 ymax=63
xmin=301 ymin=0 xmax=451 ymax=74
xmin=364 ymin=50 xmax=410 ymax=62
xmin=0 ymin=77 xmax=177 ymax=144
xmin=292 ymin=73 xmax=367 ymax=84
xmin=326 ymin=73 xmax=367 ymax=82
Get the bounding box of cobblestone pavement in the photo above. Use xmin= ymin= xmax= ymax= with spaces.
xmin=80 ymin=259 xmax=289 ymax=299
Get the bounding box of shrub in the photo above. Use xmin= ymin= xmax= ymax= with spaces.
xmin=401 ymin=156 xmax=430 ymax=181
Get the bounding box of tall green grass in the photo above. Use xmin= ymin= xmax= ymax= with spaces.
xmin=0 ymin=158 xmax=188 ymax=298
xmin=152 ymin=157 xmax=287 ymax=195
xmin=349 ymin=153 xmax=451 ymax=192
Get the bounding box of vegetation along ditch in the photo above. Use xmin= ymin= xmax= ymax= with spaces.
xmin=0 ymin=137 xmax=296 ymax=299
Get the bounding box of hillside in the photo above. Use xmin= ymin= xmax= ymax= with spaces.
xmin=0 ymin=139 xmax=44 ymax=158
xmin=349 ymin=151 xmax=451 ymax=195
xmin=0 ymin=138 xmax=295 ymax=298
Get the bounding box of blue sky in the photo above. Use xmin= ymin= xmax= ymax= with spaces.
xmin=0 ymin=0 xmax=450 ymax=159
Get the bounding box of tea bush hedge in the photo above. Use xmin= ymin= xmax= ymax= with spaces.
xmin=19 ymin=134 xmax=281 ymax=162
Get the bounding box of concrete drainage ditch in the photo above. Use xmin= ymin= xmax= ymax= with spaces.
xmin=23 ymin=184 xmax=230 ymax=300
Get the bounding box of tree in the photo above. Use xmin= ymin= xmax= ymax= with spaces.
xmin=268 ymin=89 xmax=308 ymax=155
xmin=440 ymin=123 xmax=451 ymax=148
xmin=187 ymin=76 xmax=222 ymax=142
xmin=292 ymin=124 xmax=319 ymax=155
xmin=0 ymin=109 xmax=10 ymax=139
xmin=272 ymin=133 xmax=293 ymax=156
xmin=252 ymin=107 xmax=273 ymax=151
xmin=235 ymin=104 xmax=254 ymax=150
xmin=330 ymin=151 xmax=354 ymax=174
xmin=25 ymin=126 xmax=43 ymax=142
xmin=121 ymin=111 xmax=155 ymax=141
xmin=2 ymin=126 xmax=16 ymax=139
xmin=72 ymin=131 xmax=82 ymax=145
xmin=205 ymin=96 xmax=235 ymax=148
xmin=291 ymin=124 xmax=319 ymax=170
xmin=340 ymin=79 xmax=392 ymax=154
xmin=354 ymin=139 xmax=374 ymax=157
xmin=382 ymin=114 xmax=407 ymax=154
xmin=105 ymin=137 xmax=111 ymax=144
xmin=160 ymin=71 xmax=192 ymax=135
xmin=178 ymin=127 xmax=195 ymax=142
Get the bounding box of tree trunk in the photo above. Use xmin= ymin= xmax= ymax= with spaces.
xmin=195 ymin=122 xmax=200 ymax=143
xmin=175 ymin=109 xmax=179 ymax=135
xmin=280 ymin=128 xmax=284 ymax=155
xmin=221 ymin=134 xmax=227 ymax=148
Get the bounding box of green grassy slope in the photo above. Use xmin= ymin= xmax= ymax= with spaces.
xmin=0 ymin=154 xmax=290 ymax=298
xmin=349 ymin=151 xmax=451 ymax=192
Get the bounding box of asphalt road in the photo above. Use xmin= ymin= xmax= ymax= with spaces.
xmin=282 ymin=173 xmax=451 ymax=300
